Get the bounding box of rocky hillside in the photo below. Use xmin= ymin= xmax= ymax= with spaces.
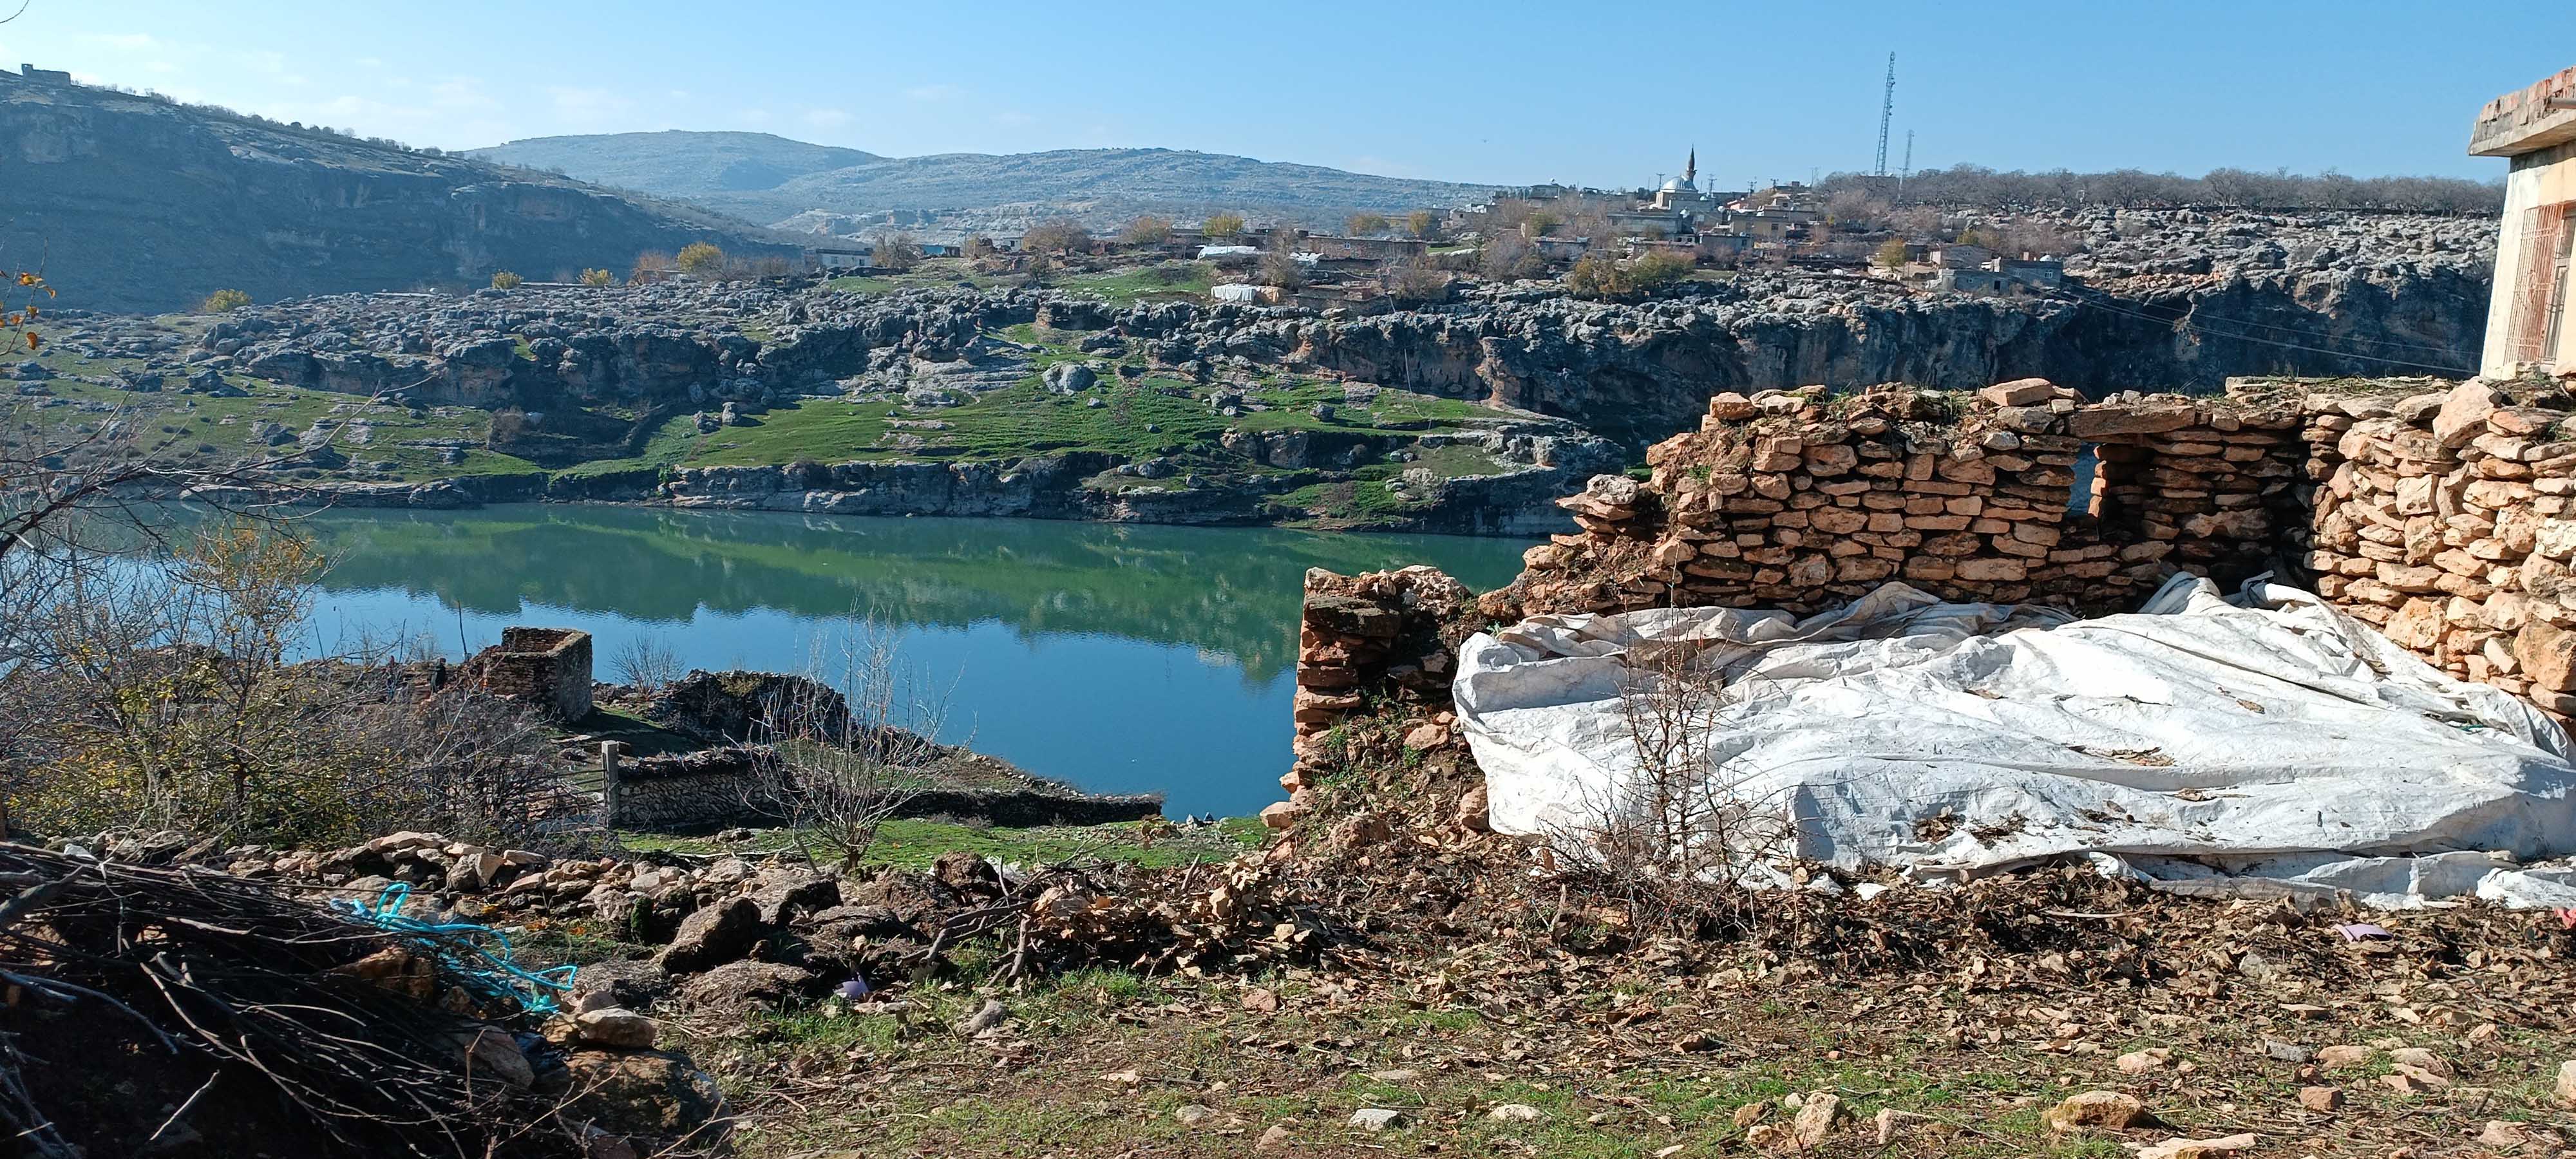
xmin=469 ymin=131 xmax=1497 ymax=239
xmin=0 ymin=78 xmax=802 ymax=312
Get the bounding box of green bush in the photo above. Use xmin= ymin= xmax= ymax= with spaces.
xmin=200 ymin=288 xmax=252 ymax=313
xmin=579 ymin=268 xmax=615 ymax=287
xmin=676 ymin=241 xmax=726 ymax=274
xmin=488 ymin=271 xmax=524 ymax=290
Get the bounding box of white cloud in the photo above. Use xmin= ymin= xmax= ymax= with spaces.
xmin=738 ymin=107 xmax=773 ymax=126
xmin=992 ymin=111 xmax=1034 ymax=127
xmin=804 ymin=108 xmax=851 ymax=129
xmin=903 ymin=83 xmax=962 ymax=102
xmin=355 ymin=56 xmax=384 ymax=68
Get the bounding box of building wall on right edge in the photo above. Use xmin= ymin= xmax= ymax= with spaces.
xmin=2483 ymin=142 xmax=2576 ymax=378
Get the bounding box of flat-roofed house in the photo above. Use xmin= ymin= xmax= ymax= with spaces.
xmin=2475 ymin=64 xmax=2576 ymax=377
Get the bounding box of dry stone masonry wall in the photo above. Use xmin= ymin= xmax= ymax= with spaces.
xmin=2299 ymin=379 xmax=2576 ymax=714
xmin=1517 ymin=379 xmax=2313 ymax=616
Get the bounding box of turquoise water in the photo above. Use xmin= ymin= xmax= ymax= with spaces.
xmin=281 ymin=505 xmax=1533 ymax=818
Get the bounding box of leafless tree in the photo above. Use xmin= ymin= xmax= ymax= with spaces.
xmin=610 ymin=633 xmax=683 ymax=693
xmin=739 ymin=619 xmax=960 ymax=869
xmin=1546 ymin=637 xmax=1799 ymax=938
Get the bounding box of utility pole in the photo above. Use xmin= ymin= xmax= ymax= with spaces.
xmin=1874 ymin=51 xmax=1897 ymax=178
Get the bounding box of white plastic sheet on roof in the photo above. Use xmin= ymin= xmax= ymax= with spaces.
xmin=1452 ymin=574 xmax=2576 ymax=908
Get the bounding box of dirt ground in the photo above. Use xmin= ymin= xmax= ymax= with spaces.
xmin=673 ymin=836 xmax=2576 ymax=1159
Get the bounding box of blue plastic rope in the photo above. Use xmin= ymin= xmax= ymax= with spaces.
xmin=335 ymin=882 xmax=577 ymax=1017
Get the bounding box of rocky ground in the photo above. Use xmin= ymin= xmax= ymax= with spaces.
xmin=50 ymin=772 xmax=2576 ymax=1158
xmin=2054 ymin=207 xmax=2494 ymax=283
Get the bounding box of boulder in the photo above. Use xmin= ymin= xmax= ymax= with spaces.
xmin=574 ymin=1007 xmax=660 ymax=1050
xmin=677 ymin=961 xmax=820 ymax=1011
xmin=562 ymin=1049 xmax=727 ymax=1150
xmin=654 ymin=896 xmax=766 ymax=974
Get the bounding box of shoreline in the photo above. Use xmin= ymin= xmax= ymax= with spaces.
xmin=175 ymin=455 xmax=1607 ymax=538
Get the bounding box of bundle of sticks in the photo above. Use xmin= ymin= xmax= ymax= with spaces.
xmin=0 ymin=843 xmax=567 ymax=1158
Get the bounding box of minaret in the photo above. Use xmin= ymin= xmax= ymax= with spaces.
xmin=1683 ymin=147 xmax=1696 ymax=185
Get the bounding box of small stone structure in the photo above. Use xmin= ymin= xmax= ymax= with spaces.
xmin=466 ymin=627 xmax=594 ymax=722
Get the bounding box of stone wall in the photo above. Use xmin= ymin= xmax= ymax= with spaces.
xmin=1274 ymin=567 xmax=1485 ymax=829
xmin=1517 ymin=379 xmax=2311 ymax=617
xmin=601 ymin=745 xmax=1165 ymax=833
xmin=2298 ymin=379 xmax=2576 ymax=713
xmin=467 ymin=627 xmax=593 ymax=722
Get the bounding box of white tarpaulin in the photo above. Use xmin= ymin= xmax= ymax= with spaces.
xmin=1454 ymin=575 xmax=2576 ymax=908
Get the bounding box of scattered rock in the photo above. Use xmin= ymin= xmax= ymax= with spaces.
xmin=574 ymin=1007 xmax=659 ymax=1050
xmin=654 ymin=896 xmax=766 ymax=973
xmin=1486 ymin=1102 xmax=1545 ymax=1123
xmin=2137 ymin=1133 xmax=2259 ymax=1159
xmin=1789 ymin=1091 xmax=1843 ymax=1147
xmin=2296 ymin=1086 xmax=2342 ymax=1112
xmin=2478 ymin=1120 xmax=2530 ymax=1148
xmin=2043 ymin=1091 xmax=2148 ymax=1133
xmin=1872 ymin=1107 xmax=1929 ymax=1145
xmin=958 ymin=998 xmax=1009 ymax=1035
xmin=1348 ymin=1107 xmax=1406 ymax=1132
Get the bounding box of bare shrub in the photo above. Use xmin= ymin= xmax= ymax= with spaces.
xmin=1 ymin=523 xmax=576 ymax=848
xmin=1546 ymin=637 xmax=1797 ymax=938
xmin=1258 ymin=234 xmax=1307 ymax=290
xmin=739 ymin=620 xmax=959 ymax=869
xmin=611 ymin=634 xmax=684 ymax=693
xmin=873 ymin=232 xmax=922 ymax=272
xmin=1021 ymin=219 xmax=1093 ymax=256
xmin=1383 ymin=262 xmax=1449 ymax=304
xmin=1479 ymin=232 xmax=1546 ymax=279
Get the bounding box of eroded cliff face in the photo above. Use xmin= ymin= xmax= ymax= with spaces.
xmin=0 ymin=81 xmax=791 ymax=312
xmin=1142 ymin=265 xmax=2491 ymax=450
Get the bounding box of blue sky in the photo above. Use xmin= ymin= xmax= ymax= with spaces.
xmin=3 ymin=1 xmax=2566 ymax=187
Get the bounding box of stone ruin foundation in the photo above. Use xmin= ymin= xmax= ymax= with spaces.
xmin=464 ymin=627 xmax=594 ymax=722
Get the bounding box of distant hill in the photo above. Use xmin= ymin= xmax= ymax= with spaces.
xmin=471 ymin=130 xmax=882 ymax=200
xmin=0 ymin=79 xmax=801 ymax=313
xmin=468 ymin=131 xmax=1499 ymax=240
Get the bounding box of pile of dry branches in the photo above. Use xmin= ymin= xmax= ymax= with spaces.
xmin=0 ymin=843 xmax=578 ymax=1158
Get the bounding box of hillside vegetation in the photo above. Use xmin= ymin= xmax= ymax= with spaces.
xmin=0 ymin=79 xmax=800 ymax=311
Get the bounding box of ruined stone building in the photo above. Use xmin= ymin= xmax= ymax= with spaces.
xmin=2477 ymin=64 xmax=2576 ymax=377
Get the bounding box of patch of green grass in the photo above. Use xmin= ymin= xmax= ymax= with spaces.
xmin=6 ymin=343 xmax=539 ymax=482
xmin=569 ymin=368 xmax=1497 ymax=475
xmin=825 ymin=258 xmax=1018 ymax=296
xmin=1054 ymin=262 xmax=1215 ymax=305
